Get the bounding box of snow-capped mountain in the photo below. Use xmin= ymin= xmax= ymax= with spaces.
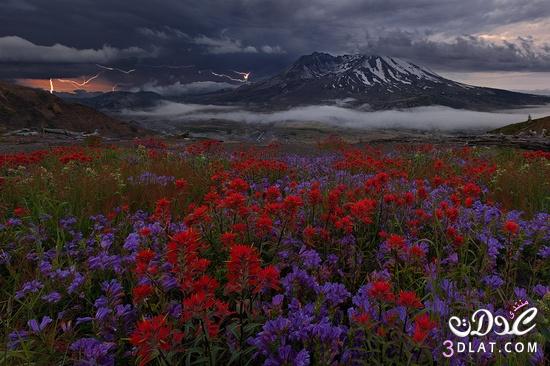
xmin=284 ymin=52 xmax=445 ymax=88
xmin=192 ymin=52 xmax=550 ymax=110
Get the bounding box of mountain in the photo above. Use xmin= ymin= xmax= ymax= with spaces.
xmin=61 ymin=91 xmax=164 ymax=111
xmin=0 ymin=81 xmax=145 ymax=136
xmin=191 ymin=52 xmax=550 ymax=110
xmin=491 ymin=115 xmax=550 ymax=135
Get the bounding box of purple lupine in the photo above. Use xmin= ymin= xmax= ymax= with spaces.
xmin=42 ymin=291 xmax=62 ymax=303
xmin=27 ymin=316 xmax=53 ymax=333
xmin=15 ymin=280 xmax=44 ymax=299
xmin=69 ymin=338 xmax=115 ymax=366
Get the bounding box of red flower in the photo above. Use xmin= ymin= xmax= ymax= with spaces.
xmin=153 ymin=198 xmax=171 ymax=222
xmin=383 ymin=194 xmax=396 ymax=204
xmin=308 ymin=184 xmax=322 ymax=205
xmin=283 ymin=195 xmax=303 ymax=214
xmin=404 ymin=191 xmax=415 ymax=205
xmin=264 ymin=186 xmax=281 ymax=201
xmin=349 ymin=198 xmax=377 ymax=224
xmin=130 ymin=315 xmax=184 ymax=366
xmin=226 ymin=245 xmax=261 ymax=294
xmin=386 ymin=234 xmax=406 ymax=251
xmin=503 ymin=220 xmax=519 ymax=235
xmin=220 ymin=232 xmax=238 ymax=248
xmin=303 ymin=226 xmax=316 ymax=243
xmin=220 ymin=192 xmax=246 ymax=210
xmin=182 ymin=291 xmax=230 ymax=338
xmin=232 ymin=222 xmax=247 ymax=234
xmin=184 ymin=205 xmax=210 ymax=226
xmin=255 ymin=214 xmax=273 ymax=236
xmin=228 ymin=177 xmax=249 ymax=192
xmin=139 ymin=227 xmax=152 ymax=237
xmin=256 ymin=265 xmax=280 ymax=293
xmin=397 ymin=290 xmax=423 ymax=309
xmin=135 ymin=249 xmax=156 ymax=275
xmin=368 ymin=280 xmax=394 ymax=302
xmin=335 ymin=215 xmax=354 ymax=234
xmin=352 ymin=312 xmax=371 ymax=327
xmin=166 ymin=229 xmax=209 ymax=293
xmin=175 ymin=178 xmax=188 ymax=190
xmin=13 ymin=207 xmax=27 ymax=217
xmin=462 ymin=182 xmax=481 ymax=198
xmin=412 ymin=313 xmax=437 ymax=343
xmin=445 ymin=206 xmax=459 ymax=222
xmin=192 ymin=275 xmax=219 ymax=294
xmin=133 ymin=284 xmax=153 ymax=303
xmin=408 ymin=245 xmax=425 ymax=260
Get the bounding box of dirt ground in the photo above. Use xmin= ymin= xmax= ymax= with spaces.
xmin=1 ymin=126 xmax=549 ymax=153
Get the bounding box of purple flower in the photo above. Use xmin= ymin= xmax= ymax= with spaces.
xmin=99 ymin=233 xmax=114 ymax=250
xmin=76 ymin=317 xmax=94 ymax=325
xmin=6 ymin=218 xmax=22 ymax=226
xmin=39 ymin=260 xmax=52 ymax=275
xmin=282 ymin=267 xmax=319 ymax=296
xmin=161 ymin=274 xmax=178 ymax=291
xmin=42 ymin=291 xmax=62 ymax=303
xmin=70 ymin=338 xmax=115 ymax=366
xmin=88 ymin=253 xmax=123 ymax=273
xmin=0 ymin=250 xmax=11 ymax=265
xmin=318 ymin=282 xmax=350 ymax=307
xmin=533 ymin=284 xmax=549 ymax=297
xmin=123 ymin=232 xmax=140 ymax=251
xmin=101 ymin=280 xmax=124 ymax=301
xmin=483 ymin=275 xmax=504 ymax=288
xmin=299 ymin=247 xmax=321 ymax=269
xmin=60 ymin=216 xmax=77 ymax=230
xmin=538 ymin=246 xmax=550 ymax=259
xmin=68 ymin=272 xmax=85 ymax=294
xmin=15 ymin=280 xmax=43 ymax=299
xmin=7 ymin=330 xmax=29 ymax=349
xmin=27 ymin=316 xmax=53 ymax=333
xmin=167 ymin=301 xmax=182 ymax=318
xmin=294 ymin=349 xmax=311 ymax=366
xmin=514 ymin=287 xmax=528 ymax=300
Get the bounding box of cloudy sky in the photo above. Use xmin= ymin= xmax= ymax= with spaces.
xmin=1 ymin=0 xmax=550 ymax=93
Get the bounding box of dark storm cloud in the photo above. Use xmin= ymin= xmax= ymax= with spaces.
xmin=0 ymin=36 xmax=152 ymax=63
xmin=356 ymin=31 xmax=550 ymax=72
xmin=1 ymin=0 xmax=549 ymax=83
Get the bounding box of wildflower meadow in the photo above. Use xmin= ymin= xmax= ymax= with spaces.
xmin=0 ymin=138 xmax=549 ymax=365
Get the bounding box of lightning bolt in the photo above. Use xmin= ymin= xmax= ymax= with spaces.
xmin=49 ymin=78 xmax=54 ymax=94
xmin=56 ymin=72 xmax=102 ymax=88
xmin=96 ymin=64 xmax=136 ymax=74
xmin=233 ymin=71 xmax=251 ymax=82
xmin=211 ymin=70 xmax=251 ymax=83
xmin=111 ymin=84 xmax=118 ymax=92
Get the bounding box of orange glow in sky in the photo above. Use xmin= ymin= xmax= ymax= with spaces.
xmin=16 ymin=77 xmax=115 ymax=93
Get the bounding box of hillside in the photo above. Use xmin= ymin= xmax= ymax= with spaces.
xmin=0 ymin=81 xmax=145 ymax=136
xmin=491 ymin=115 xmax=550 ymax=135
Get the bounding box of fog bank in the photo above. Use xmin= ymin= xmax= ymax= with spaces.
xmin=122 ymin=102 xmax=550 ymax=132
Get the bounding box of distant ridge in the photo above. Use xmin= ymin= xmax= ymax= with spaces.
xmin=190 ymin=52 xmax=550 ymax=110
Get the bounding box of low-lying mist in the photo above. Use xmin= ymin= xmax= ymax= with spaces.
xmin=122 ymin=102 xmax=550 ymax=132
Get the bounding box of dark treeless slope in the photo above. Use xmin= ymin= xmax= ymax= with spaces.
xmin=491 ymin=115 xmax=550 ymax=135
xmin=0 ymin=81 xmax=145 ymax=137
